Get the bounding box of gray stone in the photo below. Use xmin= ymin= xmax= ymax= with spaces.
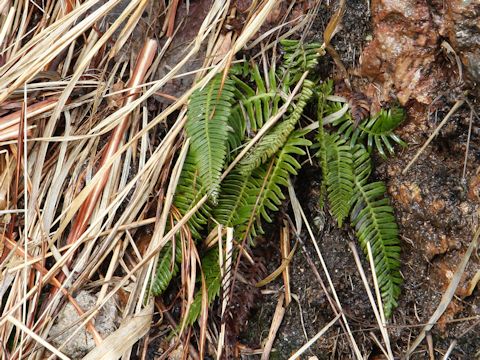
xmin=49 ymin=290 xmax=119 ymax=359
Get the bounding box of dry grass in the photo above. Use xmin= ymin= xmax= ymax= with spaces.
xmin=0 ymin=0 xmax=331 ymax=358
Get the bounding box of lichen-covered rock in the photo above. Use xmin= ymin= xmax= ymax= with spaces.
xmin=49 ymin=291 xmax=119 ymax=359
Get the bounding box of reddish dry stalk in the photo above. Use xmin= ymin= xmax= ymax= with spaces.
xmin=166 ymin=0 xmax=180 ymax=38
xmin=66 ymin=38 xmax=158 ymax=247
xmin=7 ymin=103 xmax=25 ymax=240
xmin=47 ymin=39 xmax=157 ymax=302
xmin=2 ymin=236 xmax=103 ymax=344
xmin=0 ymin=98 xmax=58 ymax=141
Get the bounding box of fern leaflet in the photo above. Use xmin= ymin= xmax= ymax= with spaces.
xmin=151 ymin=239 xmax=182 ymax=296
xmin=333 ymin=105 xmax=406 ymax=158
xmin=254 ymin=129 xmax=312 ymax=224
xmin=317 ymin=132 xmax=353 ymax=227
xmin=173 ymin=154 xmax=212 ymax=239
xmin=279 ymin=39 xmax=322 ymax=87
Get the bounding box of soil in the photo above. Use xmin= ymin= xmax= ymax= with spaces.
xmin=234 ymin=1 xmax=480 ymax=359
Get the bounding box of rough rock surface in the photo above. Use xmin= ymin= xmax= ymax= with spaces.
xmin=358 ymin=0 xmax=447 ymax=105
xmin=442 ymin=0 xmax=480 ymax=89
xmin=49 ymin=291 xmax=119 ymax=359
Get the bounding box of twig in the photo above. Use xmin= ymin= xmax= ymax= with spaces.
xmin=6 ymin=316 xmax=69 ymax=360
xmin=2 ymin=236 xmax=102 ymax=344
xmin=280 ymin=220 xmax=292 ymax=306
xmin=261 ymin=293 xmax=286 ymax=360
xmin=462 ymin=109 xmax=473 ymax=181
xmin=300 ymin=206 xmax=363 ymax=359
xmin=348 ymin=242 xmax=393 ymax=360
xmin=288 ymin=314 xmax=341 ymax=360
xmin=403 ymin=99 xmax=464 ymax=174
xmin=406 ymin=224 xmax=480 ymax=356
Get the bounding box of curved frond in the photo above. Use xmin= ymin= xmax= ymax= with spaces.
xmin=213 ymin=170 xmax=261 ymax=230
xmin=173 ymin=154 xmax=212 ymax=239
xmin=279 ymin=39 xmax=322 ymax=87
xmin=317 ymin=132 xmax=353 ymax=226
xmin=333 ymin=105 xmax=406 ymax=157
xmin=255 ymin=130 xmax=312 ymax=224
xmin=237 ymin=80 xmax=315 ymax=175
xmin=231 ymin=64 xmax=281 ymax=132
xmin=350 ymin=145 xmax=402 ymax=317
xmin=151 ymin=239 xmax=182 ymax=296
xmin=364 ymin=107 xmax=406 ymax=157
xmin=186 ymin=74 xmax=237 ymax=201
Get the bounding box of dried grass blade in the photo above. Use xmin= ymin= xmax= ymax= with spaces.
xmin=82 ymin=304 xmax=153 ymax=360
xmin=323 ymin=0 xmax=345 ymax=48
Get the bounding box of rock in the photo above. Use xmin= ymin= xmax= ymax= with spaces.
xmin=442 ymin=0 xmax=480 ymax=88
xmin=49 ymin=290 xmax=119 ymax=359
xmin=358 ymin=0 xmax=446 ymax=105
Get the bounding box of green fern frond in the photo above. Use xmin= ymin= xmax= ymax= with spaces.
xmin=151 ymin=239 xmax=182 ymax=296
xmin=173 ymin=154 xmax=212 ymax=239
xmin=237 ymin=80 xmax=315 ymax=176
xmin=279 ymin=39 xmax=322 ymax=86
xmin=213 ymin=170 xmax=260 ymax=229
xmin=363 ymin=107 xmax=406 ymax=157
xmin=254 ymin=129 xmax=312 ymax=224
xmin=333 ymin=105 xmax=406 ymax=158
xmin=228 ymin=167 xmax=268 ymax=238
xmin=185 ymin=248 xmax=221 ymax=326
xmin=186 ymin=74 xmax=237 ymax=201
xmin=350 ymin=145 xmax=402 ymax=317
xmin=231 ymin=64 xmax=281 ymax=133
xmin=227 ymin=108 xmax=247 ymax=159
xmin=317 ymin=132 xmax=354 ymax=227
xmin=187 ymin=132 xmax=311 ymax=326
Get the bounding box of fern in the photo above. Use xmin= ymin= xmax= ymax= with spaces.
xmin=231 ymin=64 xmax=281 ymax=132
xmin=213 ymin=170 xmax=260 ymax=229
xmin=350 ymin=145 xmax=402 ymax=317
xmin=279 ymin=39 xmax=322 ymax=87
xmin=317 ymin=132 xmax=353 ymax=227
xmin=160 ymin=39 xmax=406 ymax=326
xmin=186 ymin=248 xmax=221 ymax=325
xmin=186 ymin=74 xmax=237 ymax=201
xmin=333 ymin=105 xmax=406 ymax=158
xmin=187 ymin=130 xmax=311 ymax=324
xmin=237 ymin=80 xmax=315 ymax=175
xmin=173 ymin=154 xmax=212 ymax=239
xmin=151 ymin=239 xmax=182 ymax=296
xmin=364 ymin=107 xmax=406 ymax=157
xmin=254 ymin=130 xmax=311 ymax=224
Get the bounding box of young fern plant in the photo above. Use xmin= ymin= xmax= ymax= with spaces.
xmin=151 ymin=39 xmax=406 ymax=325
xmin=316 ymin=84 xmax=406 ymax=317
xmin=152 ymin=41 xmax=320 ymax=320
